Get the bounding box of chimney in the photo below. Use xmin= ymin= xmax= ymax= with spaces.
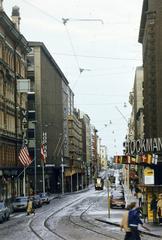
xmin=11 ymin=6 xmax=21 ymax=31
xmin=0 ymin=0 xmax=4 ymax=11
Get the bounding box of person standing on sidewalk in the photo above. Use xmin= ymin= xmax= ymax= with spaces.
xmin=128 ymin=203 xmax=150 ymax=240
xmin=150 ymin=194 xmax=157 ymax=224
xmin=137 ymin=191 xmax=143 ymax=207
xmin=157 ymin=193 xmax=162 ymax=224
xmin=120 ymin=202 xmax=136 ymax=240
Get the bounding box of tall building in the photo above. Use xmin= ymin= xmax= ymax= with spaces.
xmin=80 ymin=113 xmax=92 ymax=184
xmin=27 ymin=42 xmax=69 ymax=193
xmin=100 ymin=145 xmax=108 ymax=170
xmin=138 ymin=0 xmax=162 ymax=221
xmin=139 ymin=0 xmax=162 ymax=139
xmin=67 ymin=109 xmax=83 ymax=191
xmin=0 ymin=4 xmax=30 ymax=199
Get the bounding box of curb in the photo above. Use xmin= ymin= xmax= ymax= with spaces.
xmin=95 ymin=218 xmax=162 ymax=239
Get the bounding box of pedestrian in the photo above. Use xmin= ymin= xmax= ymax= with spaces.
xmin=137 ymin=191 xmax=142 ymax=207
xmin=141 ymin=201 xmax=147 ymax=223
xmin=26 ymin=197 xmax=35 ymax=215
xmin=128 ymin=202 xmax=150 ymax=240
xmin=157 ymin=193 xmax=162 ymax=224
xmin=120 ymin=202 xmax=136 ymax=240
xmin=150 ymin=194 xmax=157 ymax=224
xmin=130 ymin=184 xmax=133 ymax=194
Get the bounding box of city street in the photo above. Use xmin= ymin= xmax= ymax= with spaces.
xmin=0 ymin=187 xmax=160 ymax=240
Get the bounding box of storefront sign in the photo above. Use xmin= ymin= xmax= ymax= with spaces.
xmin=144 ymin=167 xmax=154 ymax=185
xmin=124 ymin=137 xmax=162 ymax=155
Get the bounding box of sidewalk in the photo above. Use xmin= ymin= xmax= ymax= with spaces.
xmin=96 ymin=185 xmax=162 ymax=239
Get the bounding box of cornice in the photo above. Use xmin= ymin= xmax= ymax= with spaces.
xmin=0 ymin=11 xmax=30 ymax=53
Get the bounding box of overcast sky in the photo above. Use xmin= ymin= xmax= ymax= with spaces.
xmin=4 ymin=0 xmax=143 ymax=158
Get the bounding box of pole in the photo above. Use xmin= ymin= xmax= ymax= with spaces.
xmin=23 ymin=167 xmax=26 ymax=196
xmin=107 ymin=168 xmax=111 ymax=218
xmin=42 ymin=162 xmax=45 ymax=193
xmin=107 ymin=179 xmax=110 ymax=218
xmin=32 ymin=121 xmax=37 ymax=195
xmin=61 ymin=155 xmax=64 ymax=195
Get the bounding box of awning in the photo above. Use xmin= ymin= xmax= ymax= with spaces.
xmin=64 ymin=169 xmax=82 ymax=177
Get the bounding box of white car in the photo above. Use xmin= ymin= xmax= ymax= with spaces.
xmin=12 ymin=197 xmax=28 ymax=212
xmin=0 ymin=202 xmax=10 ymax=222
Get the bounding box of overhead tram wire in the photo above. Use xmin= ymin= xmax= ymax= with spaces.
xmin=22 ymin=0 xmax=62 ymax=23
xmin=61 ymin=18 xmax=104 ymax=88
xmin=52 ymin=52 xmax=140 ymax=61
xmin=62 ymin=18 xmax=81 ymax=74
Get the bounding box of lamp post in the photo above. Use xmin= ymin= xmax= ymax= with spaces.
xmin=106 ymin=166 xmax=111 ymax=218
xmin=61 ymin=150 xmax=64 ymax=195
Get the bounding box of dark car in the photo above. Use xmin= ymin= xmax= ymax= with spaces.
xmin=32 ymin=195 xmax=42 ymax=208
xmin=110 ymin=192 xmax=125 ymax=209
xmin=0 ymin=201 xmax=10 ymax=222
xmin=12 ymin=196 xmax=28 ymax=212
xmin=39 ymin=193 xmax=50 ymax=204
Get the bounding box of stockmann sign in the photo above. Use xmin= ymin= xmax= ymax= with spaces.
xmin=124 ymin=137 xmax=162 ymax=155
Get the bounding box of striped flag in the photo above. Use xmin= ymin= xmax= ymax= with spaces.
xmin=18 ymin=145 xmax=32 ymax=166
xmin=41 ymin=144 xmax=46 ymax=162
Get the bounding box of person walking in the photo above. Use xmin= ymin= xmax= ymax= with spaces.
xmin=27 ymin=197 xmax=35 ymax=215
xmin=157 ymin=193 xmax=162 ymax=224
xmin=128 ymin=203 xmax=150 ymax=240
xmin=150 ymin=194 xmax=157 ymax=224
xmin=120 ymin=202 xmax=136 ymax=240
xmin=137 ymin=191 xmax=142 ymax=207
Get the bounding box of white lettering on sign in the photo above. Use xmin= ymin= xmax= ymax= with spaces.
xmin=124 ymin=137 xmax=162 ymax=155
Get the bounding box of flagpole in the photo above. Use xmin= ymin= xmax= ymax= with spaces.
xmin=23 ymin=166 xmax=26 ymax=196
xmin=42 ymin=161 xmax=45 ymax=193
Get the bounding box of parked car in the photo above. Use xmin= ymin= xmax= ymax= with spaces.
xmin=39 ymin=193 xmax=50 ymax=204
xmin=0 ymin=201 xmax=10 ymax=222
xmin=32 ymin=195 xmax=42 ymax=208
xmin=110 ymin=193 xmax=125 ymax=209
xmin=12 ymin=196 xmax=28 ymax=212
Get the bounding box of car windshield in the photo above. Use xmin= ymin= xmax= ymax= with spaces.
xmin=113 ymin=196 xmax=124 ymax=200
xmin=0 ymin=202 xmax=4 ymax=209
xmin=33 ymin=195 xmax=39 ymax=199
xmin=15 ymin=198 xmax=28 ymax=202
xmin=40 ymin=193 xmax=47 ymax=197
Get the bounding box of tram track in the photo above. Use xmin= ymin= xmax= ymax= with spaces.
xmin=28 ymin=190 xmax=122 ymax=240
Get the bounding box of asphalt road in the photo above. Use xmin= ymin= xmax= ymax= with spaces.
xmin=0 ymin=188 xmax=160 ymax=240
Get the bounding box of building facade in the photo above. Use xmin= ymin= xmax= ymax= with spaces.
xmin=139 ymin=0 xmax=162 ymax=139
xmin=27 ymin=42 xmax=69 ymax=193
xmin=0 ymin=5 xmax=30 ymax=200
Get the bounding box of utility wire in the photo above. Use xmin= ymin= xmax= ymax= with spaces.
xmin=22 ymin=0 xmax=61 ymax=23
xmin=53 ymin=52 xmax=140 ymax=61
xmin=63 ymin=21 xmax=81 ymax=73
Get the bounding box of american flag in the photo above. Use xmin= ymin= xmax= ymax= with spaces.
xmin=18 ymin=145 xmax=32 ymax=166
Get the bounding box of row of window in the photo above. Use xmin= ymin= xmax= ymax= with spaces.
xmin=0 ymin=40 xmax=26 ymax=77
xmin=0 ymin=145 xmax=16 ymax=167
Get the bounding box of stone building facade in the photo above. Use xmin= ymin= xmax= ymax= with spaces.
xmin=0 ymin=5 xmax=30 ymax=199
